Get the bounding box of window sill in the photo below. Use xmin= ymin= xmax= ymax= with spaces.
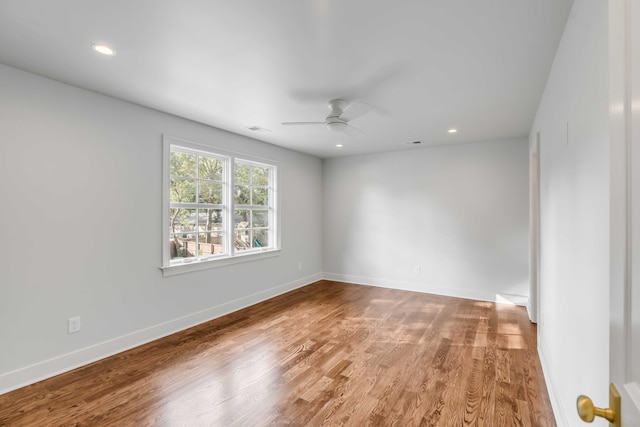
xmin=160 ymin=249 xmax=281 ymax=277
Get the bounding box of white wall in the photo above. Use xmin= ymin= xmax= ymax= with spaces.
xmin=0 ymin=64 xmax=323 ymax=392
xmin=323 ymin=139 xmax=530 ymax=303
xmin=530 ymin=1 xmax=609 ymax=425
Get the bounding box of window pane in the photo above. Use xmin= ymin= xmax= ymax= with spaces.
xmin=234 ymin=229 xmax=251 ymax=251
xmin=234 ymin=210 xmax=250 ymax=228
xmin=170 ymin=234 xmax=196 ymax=260
xmin=182 ymin=237 xmax=198 ymax=258
xmin=169 ymin=209 xmax=196 ymax=258
xmin=234 ymin=185 xmax=250 ymax=204
xmin=170 ymin=178 xmax=196 ymax=203
xmin=253 ymin=229 xmax=269 ymax=248
xmin=197 ymin=233 xmax=223 ymax=257
xmin=253 ymin=210 xmax=268 ymax=227
xmin=200 ymin=231 xmax=223 ymax=246
xmin=253 ymin=166 xmax=270 ymax=185
xmin=170 ymin=151 xmax=196 ymax=177
xmin=235 ymin=162 xmax=250 ymax=184
xmin=199 ymin=181 xmax=222 ymax=204
xmin=199 ymin=156 xmax=223 ymax=181
xmin=170 ymin=208 xmax=196 ymax=234
xmin=252 ymin=187 xmax=268 ymax=205
xmin=201 ymin=209 xmax=223 ymax=230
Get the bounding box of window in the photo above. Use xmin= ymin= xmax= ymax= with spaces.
xmin=169 ymin=148 xmax=226 ymax=261
xmin=233 ymin=160 xmax=274 ymax=251
xmin=162 ymin=136 xmax=278 ymax=275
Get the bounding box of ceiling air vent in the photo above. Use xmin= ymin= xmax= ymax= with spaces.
xmin=248 ymin=126 xmax=271 ymax=133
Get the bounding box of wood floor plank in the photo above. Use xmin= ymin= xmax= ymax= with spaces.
xmin=0 ymin=280 xmax=556 ymax=426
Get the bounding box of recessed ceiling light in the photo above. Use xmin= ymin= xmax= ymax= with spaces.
xmin=448 ymin=129 xmax=458 ymax=134
xmin=91 ymin=43 xmax=116 ymax=56
xmin=336 ymin=144 xmax=344 ymax=148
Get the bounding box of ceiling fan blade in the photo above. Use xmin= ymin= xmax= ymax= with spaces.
xmin=344 ymin=123 xmax=366 ymax=137
xmin=354 ymin=64 xmax=404 ymax=99
xmin=290 ymin=64 xmax=403 ymax=107
xmin=281 ymin=121 xmax=325 ymax=126
xmin=341 ymin=101 xmax=374 ymax=122
xmin=290 ymin=88 xmax=345 ymax=103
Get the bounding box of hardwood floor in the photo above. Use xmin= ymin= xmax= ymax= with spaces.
xmin=0 ymin=281 xmax=555 ymax=426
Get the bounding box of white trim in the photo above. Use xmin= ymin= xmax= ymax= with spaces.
xmin=622 ymin=0 xmax=634 ymax=388
xmin=528 ymin=132 xmax=540 ymax=323
xmin=162 ymin=136 xmax=171 ymax=266
xmin=163 ymin=134 xmax=279 ymax=166
xmin=0 ymin=273 xmax=321 ymax=395
xmin=160 ymin=249 xmax=280 ymax=276
xmin=163 ymin=134 xmax=280 ymax=274
xmin=626 ymin=382 xmax=640 ymax=414
xmin=322 ymin=273 xmax=528 ymax=306
xmin=538 ymin=343 xmax=568 ymax=426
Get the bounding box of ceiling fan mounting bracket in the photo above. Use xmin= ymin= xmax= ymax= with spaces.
xmin=328 ymin=99 xmax=349 ymax=116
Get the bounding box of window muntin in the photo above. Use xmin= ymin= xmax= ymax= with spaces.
xmin=164 ymin=137 xmax=278 ymax=271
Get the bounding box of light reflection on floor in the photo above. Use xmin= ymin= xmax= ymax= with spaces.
xmin=158 ymin=338 xmax=284 ymax=425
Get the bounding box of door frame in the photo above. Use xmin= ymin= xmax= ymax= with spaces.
xmin=529 ymin=132 xmax=540 ymax=324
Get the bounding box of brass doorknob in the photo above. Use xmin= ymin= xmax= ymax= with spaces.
xmin=576 ymin=395 xmax=615 ymax=423
xmin=576 ymin=384 xmax=620 ymax=426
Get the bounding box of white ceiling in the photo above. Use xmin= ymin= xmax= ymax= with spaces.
xmin=0 ymin=1 xmax=573 ymax=158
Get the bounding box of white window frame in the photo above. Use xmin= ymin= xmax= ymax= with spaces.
xmin=161 ymin=135 xmax=280 ymax=276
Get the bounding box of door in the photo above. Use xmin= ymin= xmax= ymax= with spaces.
xmin=579 ymin=3 xmax=640 ymax=423
xmin=607 ymin=0 xmax=640 ymax=424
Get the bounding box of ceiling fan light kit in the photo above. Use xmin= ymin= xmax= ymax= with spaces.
xmin=326 ymin=117 xmax=348 ymax=132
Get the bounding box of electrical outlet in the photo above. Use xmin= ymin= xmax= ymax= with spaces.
xmin=414 ymin=266 xmax=421 ymax=274
xmin=297 ymin=262 xmax=302 ymax=271
xmin=68 ymin=317 xmax=81 ymax=334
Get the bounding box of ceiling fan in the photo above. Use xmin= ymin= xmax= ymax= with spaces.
xmin=281 ymin=99 xmax=371 ymax=135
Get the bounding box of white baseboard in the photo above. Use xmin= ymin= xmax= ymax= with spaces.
xmin=526 ymin=298 xmax=538 ymax=323
xmin=538 ymin=343 xmax=568 ymax=426
xmin=322 ymin=272 xmax=527 ymax=306
xmin=0 ymin=273 xmax=322 ymax=395
xmin=1 ymin=273 xmax=527 ymax=395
